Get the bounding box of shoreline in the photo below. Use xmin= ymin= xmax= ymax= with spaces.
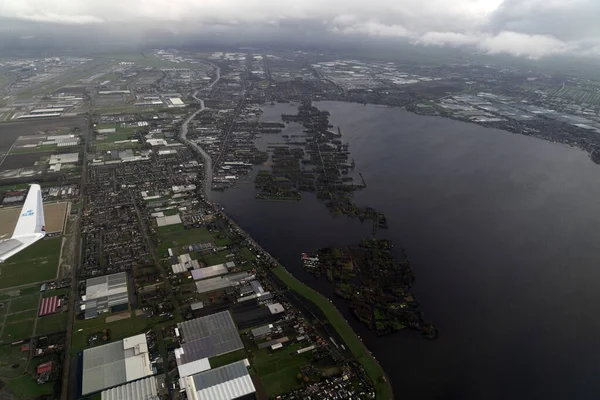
xmin=181 ymin=94 xmax=394 ymax=398
xmin=221 ymin=211 xmax=394 ymax=399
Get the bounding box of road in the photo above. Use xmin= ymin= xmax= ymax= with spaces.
xmin=61 ymin=116 xmax=90 ymax=400
xmin=180 ymin=64 xmax=221 ymax=195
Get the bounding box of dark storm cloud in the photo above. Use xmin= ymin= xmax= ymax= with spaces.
xmin=0 ymin=0 xmax=598 ymax=59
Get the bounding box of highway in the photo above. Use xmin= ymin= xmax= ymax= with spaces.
xmin=179 ymin=64 xmax=221 ymax=195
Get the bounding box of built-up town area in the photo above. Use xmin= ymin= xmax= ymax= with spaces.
xmin=0 ymin=48 xmax=599 ymax=400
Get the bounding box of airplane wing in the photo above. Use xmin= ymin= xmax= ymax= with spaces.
xmin=0 ymin=184 xmax=46 ymax=263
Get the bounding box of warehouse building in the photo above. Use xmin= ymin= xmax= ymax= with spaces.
xmin=195 ymin=272 xmax=254 ymax=294
xmin=101 ymin=376 xmax=159 ymax=400
xmin=179 ymin=360 xmax=255 ymax=400
xmin=175 ymin=311 xmax=244 ymax=377
xmin=83 ymin=272 xmax=129 ymax=319
xmin=171 ymin=253 xmax=200 ymax=274
xmin=49 ymin=153 xmax=79 ymax=165
xmin=82 ymin=334 xmax=153 ymax=395
xmin=191 ymin=263 xmax=229 ymax=280
xmin=156 ymin=214 xmax=182 ymax=227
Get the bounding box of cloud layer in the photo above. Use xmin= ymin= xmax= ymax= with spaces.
xmin=0 ymin=0 xmax=598 ymax=59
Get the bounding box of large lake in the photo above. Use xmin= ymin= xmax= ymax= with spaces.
xmin=211 ymin=101 xmax=600 ymax=399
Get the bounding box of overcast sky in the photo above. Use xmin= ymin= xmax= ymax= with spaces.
xmin=0 ymin=0 xmax=598 ymax=59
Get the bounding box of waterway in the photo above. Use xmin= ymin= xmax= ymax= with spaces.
xmin=211 ymin=101 xmax=600 ymax=399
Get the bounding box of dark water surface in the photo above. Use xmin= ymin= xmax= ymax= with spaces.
xmin=211 ymin=102 xmax=600 ymax=399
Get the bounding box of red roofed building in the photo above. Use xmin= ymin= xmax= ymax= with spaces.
xmin=39 ymin=296 xmax=60 ymax=316
xmin=37 ymin=362 xmax=53 ymax=375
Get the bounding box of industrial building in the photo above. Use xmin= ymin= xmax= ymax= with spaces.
xmin=233 ymin=302 xmax=285 ymax=330
xmin=175 ymin=311 xmax=244 ymax=377
xmin=83 ymin=272 xmax=129 ymax=319
xmin=191 ymin=263 xmax=229 ymax=280
xmin=101 ymin=376 xmax=159 ymax=400
xmin=81 ymin=334 xmax=153 ymax=395
xmin=49 ymin=153 xmax=79 ymax=165
xmin=195 ymin=272 xmax=254 ymax=295
xmin=156 ymin=214 xmax=182 ymax=227
xmin=171 ymin=253 xmax=200 ymax=274
xmin=179 ymin=360 xmax=256 ymax=400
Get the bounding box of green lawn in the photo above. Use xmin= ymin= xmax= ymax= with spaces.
xmin=215 ymin=237 xmax=232 ymax=247
xmin=252 ymin=343 xmax=313 ymax=397
xmin=200 ymin=251 xmax=230 ymax=266
xmin=35 ymin=313 xmax=68 ymax=335
xmin=0 ymin=345 xmax=29 ymax=378
xmin=96 ymin=132 xmax=136 ymax=142
xmin=42 ymin=288 xmax=69 ymax=298
xmin=157 ymin=224 xmax=185 ymax=235
xmin=95 ymin=142 xmax=141 ymax=151
xmin=4 ymin=375 xmax=55 ymax=399
xmin=72 ymin=315 xmax=166 ymax=352
xmin=1 ymin=319 xmax=35 ymax=342
xmin=0 ymin=237 xmax=62 ymax=289
xmin=158 ymin=227 xmax=215 ymax=256
xmin=10 ymin=145 xmax=58 ymax=154
xmin=241 ymin=248 xmax=257 ymax=262
xmin=209 ymin=349 xmax=246 ymax=369
xmin=272 ymin=266 xmax=391 ymax=399
xmin=9 ymin=295 xmax=40 ymax=313
xmin=5 ymin=310 xmax=37 ymax=324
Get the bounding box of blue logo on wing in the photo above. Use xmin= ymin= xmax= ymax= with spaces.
xmin=21 ymin=209 xmax=34 ymax=217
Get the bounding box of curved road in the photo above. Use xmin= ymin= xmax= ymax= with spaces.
xmin=180 ymin=64 xmax=221 ymax=194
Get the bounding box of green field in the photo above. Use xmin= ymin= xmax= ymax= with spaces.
xmin=9 ymin=295 xmax=40 ymax=313
xmin=272 ymin=266 xmax=392 ymax=399
xmin=72 ymin=314 xmax=167 ymax=353
xmin=241 ymin=247 xmax=257 ymax=262
xmin=4 ymin=375 xmax=55 ymax=399
xmin=0 ymin=237 xmax=62 ymax=289
xmin=209 ymin=349 xmax=246 ymax=369
xmin=35 ymin=313 xmax=68 ymax=336
xmin=10 ymin=145 xmax=61 ymax=154
xmin=200 ymin=251 xmax=230 ymax=266
xmin=157 ymin=227 xmax=215 ymax=256
xmin=5 ymin=310 xmax=37 ymax=324
xmin=1 ymin=319 xmax=35 ymax=342
xmin=157 ymin=224 xmax=185 ymax=235
xmin=0 ymin=345 xmax=29 ymax=378
xmin=252 ymin=342 xmax=314 ymax=397
xmin=42 ymin=288 xmax=69 ymax=299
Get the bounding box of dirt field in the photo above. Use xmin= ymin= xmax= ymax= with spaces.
xmin=0 ymin=152 xmax=52 ymax=171
xmin=0 ymin=117 xmax=86 ymax=151
xmin=0 ymin=202 xmax=68 ymax=238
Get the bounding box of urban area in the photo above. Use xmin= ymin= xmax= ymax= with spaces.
xmin=0 ymin=48 xmax=598 ymax=400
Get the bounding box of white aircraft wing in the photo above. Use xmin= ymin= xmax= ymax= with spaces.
xmin=0 ymin=184 xmax=45 ymax=263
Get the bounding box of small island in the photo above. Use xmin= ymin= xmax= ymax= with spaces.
xmin=303 ymin=238 xmax=438 ymax=339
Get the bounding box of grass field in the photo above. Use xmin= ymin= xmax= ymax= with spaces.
xmin=1 ymin=319 xmax=35 ymax=342
xmin=157 ymin=227 xmax=215 ymax=256
xmin=200 ymin=251 xmax=230 ymax=266
xmin=42 ymin=288 xmax=69 ymax=298
xmin=5 ymin=310 xmax=37 ymax=324
xmin=157 ymin=224 xmax=185 ymax=235
xmin=0 ymin=345 xmax=29 ymax=378
xmin=209 ymin=349 xmax=246 ymax=369
xmin=4 ymin=375 xmax=55 ymax=399
xmin=0 ymin=202 xmax=68 ymax=238
xmin=72 ymin=314 xmax=166 ymax=353
xmin=9 ymin=144 xmax=60 ymax=154
xmin=35 ymin=312 xmax=68 ymax=336
xmin=272 ymin=266 xmax=391 ymax=399
xmin=8 ymin=295 xmax=40 ymax=313
xmin=0 ymin=238 xmax=62 ymax=289
xmin=252 ymin=342 xmax=314 ymax=397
